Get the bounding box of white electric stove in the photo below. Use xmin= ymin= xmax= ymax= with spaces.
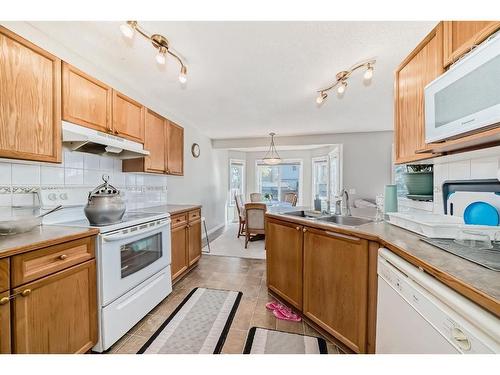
xmin=40 ymin=187 xmax=172 ymax=352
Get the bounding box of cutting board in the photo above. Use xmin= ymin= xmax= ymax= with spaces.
xmin=447 ymin=191 xmax=500 ymax=217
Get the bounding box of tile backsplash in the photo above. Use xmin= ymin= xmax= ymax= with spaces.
xmin=433 ymin=146 xmax=500 ymax=215
xmin=0 ymin=148 xmax=167 ymax=210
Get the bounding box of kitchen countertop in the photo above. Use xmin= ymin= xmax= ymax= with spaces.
xmin=266 ymin=207 xmax=500 ymax=317
xmin=139 ymin=204 xmax=202 ymax=216
xmin=0 ymin=225 xmax=99 ymax=259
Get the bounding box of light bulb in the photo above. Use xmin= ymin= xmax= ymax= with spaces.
xmin=155 ymin=48 xmax=167 ymax=65
xmin=120 ymin=22 xmax=135 ymax=39
xmin=337 ymin=82 xmax=346 ymax=95
xmin=316 ymin=92 xmax=327 ymax=104
xmin=179 ymin=66 xmax=187 ymax=83
xmin=364 ymin=66 xmax=374 ymax=81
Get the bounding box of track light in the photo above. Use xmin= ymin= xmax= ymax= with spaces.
xmin=120 ymin=21 xmax=136 ymax=39
xmin=120 ymin=21 xmax=188 ymax=85
xmin=364 ymin=64 xmax=374 ymax=81
xmin=155 ymin=47 xmax=167 ymax=65
xmin=337 ymin=81 xmax=347 ymax=95
xmin=315 ymin=58 xmax=376 ymax=104
xmin=316 ymin=92 xmax=327 ymax=104
xmin=179 ymin=66 xmax=187 ymax=83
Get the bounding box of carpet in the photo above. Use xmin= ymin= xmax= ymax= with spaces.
xmin=243 ymin=327 xmax=328 ymax=354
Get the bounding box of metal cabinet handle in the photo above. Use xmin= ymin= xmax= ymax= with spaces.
xmin=303 ymin=228 xmax=307 ymax=232
xmin=0 ymin=297 xmax=9 ymax=305
xmin=58 ymin=254 xmax=68 ymax=260
xmin=295 ymin=226 xmax=300 ymax=231
xmin=21 ymin=289 xmax=32 ymax=297
xmin=324 ymin=231 xmax=360 ymax=242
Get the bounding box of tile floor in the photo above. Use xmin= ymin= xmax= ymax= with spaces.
xmin=204 ymin=223 xmax=266 ymax=260
xmin=106 ymin=255 xmax=341 ymax=354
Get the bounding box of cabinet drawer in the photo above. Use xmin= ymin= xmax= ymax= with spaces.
xmin=171 ymin=213 xmax=187 ymax=229
xmin=0 ymin=258 xmax=9 ymax=292
xmin=11 ymin=236 xmax=95 ymax=287
xmin=188 ymin=209 xmax=201 ymax=222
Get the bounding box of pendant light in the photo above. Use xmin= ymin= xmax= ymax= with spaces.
xmin=263 ymin=132 xmax=282 ymax=165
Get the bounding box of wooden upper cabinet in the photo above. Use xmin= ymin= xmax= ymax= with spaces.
xmin=62 ymin=62 xmax=112 ymax=133
xmin=266 ymin=219 xmax=303 ymax=310
xmin=443 ymin=21 xmax=500 ymax=67
xmin=11 ymin=260 xmax=97 ymax=354
xmin=112 ymin=90 xmax=145 ymax=143
xmin=166 ymin=120 xmax=184 ymax=175
xmin=0 ymin=26 xmax=61 ymax=163
xmin=394 ymin=23 xmax=444 ymax=164
xmin=303 ymin=228 xmax=369 ymax=353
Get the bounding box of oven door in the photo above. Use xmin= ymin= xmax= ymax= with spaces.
xmin=98 ymin=218 xmax=171 ymax=306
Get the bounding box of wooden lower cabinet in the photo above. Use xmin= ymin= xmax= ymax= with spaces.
xmin=11 ymin=260 xmax=97 ymax=354
xmin=171 ymin=224 xmax=188 ymax=281
xmin=0 ymin=290 xmax=11 ymax=354
xmin=303 ymin=227 xmax=369 ymax=353
xmin=266 ymin=219 xmax=303 ymax=310
xmin=188 ymin=219 xmax=202 ymax=266
xmin=170 ymin=208 xmax=202 ymax=282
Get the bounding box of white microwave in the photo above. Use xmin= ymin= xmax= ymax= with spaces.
xmin=424 ymin=32 xmax=500 ymax=143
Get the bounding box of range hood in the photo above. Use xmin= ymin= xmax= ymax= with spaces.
xmin=62 ymin=121 xmax=149 ymax=159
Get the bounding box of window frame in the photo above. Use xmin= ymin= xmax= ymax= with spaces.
xmin=228 ymin=158 xmax=246 ymax=207
xmin=255 ymin=158 xmax=304 ymax=205
xmin=311 ymin=156 xmax=329 ymax=206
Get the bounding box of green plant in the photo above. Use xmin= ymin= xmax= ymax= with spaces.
xmin=264 ymin=193 xmax=273 ymax=200
xmin=406 ymin=164 xmax=433 ymax=173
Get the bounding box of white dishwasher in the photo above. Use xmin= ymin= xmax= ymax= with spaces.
xmin=376 ymin=248 xmax=500 ymax=354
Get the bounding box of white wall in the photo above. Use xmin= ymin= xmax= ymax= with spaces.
xmin=1 ymin=22 xmax=228 ymax=231
xmin=215 ymin=131 xmax=394 ymax=202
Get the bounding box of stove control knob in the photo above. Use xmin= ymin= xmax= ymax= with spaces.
xmin=48 ymin=193 xmax=57 ymax=201
xmin=59 ymin=193 xmax=68 ymax=200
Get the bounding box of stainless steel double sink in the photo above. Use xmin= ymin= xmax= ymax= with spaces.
xmin=281 ymin=210 xmax=373 ymax=227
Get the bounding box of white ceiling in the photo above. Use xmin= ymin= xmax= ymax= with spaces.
xmin=29 ymin=21 xmax=436 ymax=139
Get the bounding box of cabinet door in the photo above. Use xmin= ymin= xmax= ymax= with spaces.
xmin=62 ymin=62 xmax=112 ymax=132
xmin=303 ymin=228 xmax=368 ymax=353
xmin=112 ymin=90 xmax=145 ymax=143
xmin=0 ymin=26 xmax=61 ymax=163
xmin=443 ymin=21 xmax=500 ymax=67
xmin=266 ymin=219 xmax=303 ymax=310
xmin=166 ymin=121 xmax=184 ymax=175
xmin=171 ymin=225 xmax=188 ymax=281
xmin=394 ymin=23 xmax=443 ymax=164
xmin=144 ymin=109 xmax=166 ymax=173
xmin=12 ymin=260 xmax=97 ymax=354
xmin=0 ymin=290 xmax=11 ymax=354
xmin=188 ymin=218 xmax=202 ymax=266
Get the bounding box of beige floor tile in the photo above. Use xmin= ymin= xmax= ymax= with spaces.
xmin=221 ymin=329 xmax=248 ymax=354
xmin=107 ymin=333 xmax=132 ymax=353
xmin=133 ymin=314 xmax=167 ymax=338
xmin=116 ymin=335 xmax=148 ymax=354
xmin=231 ymin=298 xmax=257 ymax=331
xmin=250 ymin=311 xmax=276 ymax=330
xmin=275 ymin=319 xmax=305 ymax=335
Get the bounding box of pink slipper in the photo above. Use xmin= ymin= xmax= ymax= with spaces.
xmin=265 ymin=300 xmax=283 ymax=311
xmin=273 ymin=305 xmax=302 ymax=322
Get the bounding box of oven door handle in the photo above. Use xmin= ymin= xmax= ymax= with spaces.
xmin=102 ymin=222 xmax=170 ymax=242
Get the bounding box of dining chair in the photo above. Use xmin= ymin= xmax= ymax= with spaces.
xmin=283 ymin=192 xmax=298 ymax=206
xmin=244 ymin=203 xmax=266 ymax=248
xmin=234 ymin=194 xmax=246 ymax=238
xmin=250 ymin=193 xmax=263 ymax=202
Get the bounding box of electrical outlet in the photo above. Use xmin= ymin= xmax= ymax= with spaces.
xmin=349 ymin=188 xmax=356 ymax=195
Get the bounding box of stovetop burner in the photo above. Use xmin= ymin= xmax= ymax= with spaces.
xmin=421 ymin=238 xmax=500 ymax=272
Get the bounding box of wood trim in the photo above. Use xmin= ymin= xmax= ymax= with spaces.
xmin=171 ymin=213 xmax=188 ymax=229
xmin=11 ymin=236 xmax=95 ymax=287
xmin=0 ymin=229 xmax=98 ymax=259
xmin=62 ymin=62 xmax=112 ymax=132
xmin=0 ymin=258 xmax=9 ymax=292
xmin=422 ymin=126 xmax=500 ymax=154
xmin=443 ymin=21 xmax=500 ymax=67
xmin=0 ymin=290 xmax=11 ymax=353
xmin=366 ymin=241 xmax=379 ymax=354
xmin=0 ymin=26 xmax=62 ymax=163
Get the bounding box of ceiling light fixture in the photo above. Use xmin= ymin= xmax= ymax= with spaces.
xmin=315 ymin=58 xmax=376 ymax=104
xmin=120 ymin=21 xmax=188 ymax=84
xmin=263 ymin=132 xmax=282 ymax=165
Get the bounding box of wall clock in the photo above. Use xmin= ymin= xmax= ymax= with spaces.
xmin=191 ymin=143 xmax=200 ymax=158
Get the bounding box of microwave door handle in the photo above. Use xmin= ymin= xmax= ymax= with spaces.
xmin=102 ymin=222 xmax=170 ymax=242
